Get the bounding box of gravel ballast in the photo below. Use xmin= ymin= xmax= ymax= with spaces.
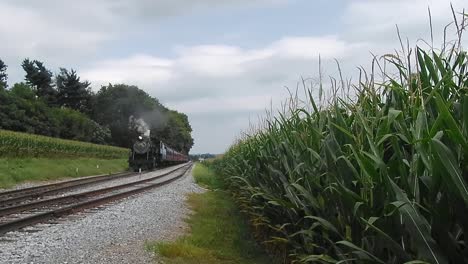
xmin=0 ymin=166 xmax=204 ymax=264
xmin=38 ymin=163 xmax=189 ymax=200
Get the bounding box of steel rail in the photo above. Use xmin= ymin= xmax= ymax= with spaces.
xmin=0 ymin=163 xmax=190 ymax=217
xmin=0 ymin=164 xmax=186 ymax=207
xmin=0 ymin=163 xmax=192 ymax=235
xmin=0 ymin=171 xmax=136 ymax=203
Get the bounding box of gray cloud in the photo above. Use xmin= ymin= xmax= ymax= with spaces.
xmin=4 ymin=0 xmax=284 ymax=23
xmin=107 ymin=0 xmax=286 ymax=20
xmin=0 ymin=0 xmax=287 ymax=83
xmin=1 ymin=0 xmax=467 ymax=153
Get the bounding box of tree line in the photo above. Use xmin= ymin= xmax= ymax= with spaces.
xmin=189 ymin=153 xmax=217 ymax=160
xmin=0 ymin=58 xmax=194 ymax=154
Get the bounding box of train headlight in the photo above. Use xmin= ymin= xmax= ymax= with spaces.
xmin=138 ymin=136 xmax=143 ymax=140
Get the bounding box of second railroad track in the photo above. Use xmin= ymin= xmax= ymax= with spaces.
xmin=0 ymin=163 xmax=192 ymax=236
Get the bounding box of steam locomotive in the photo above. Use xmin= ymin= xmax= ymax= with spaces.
xmin=129 ymin=135 xmax=188 ymax=171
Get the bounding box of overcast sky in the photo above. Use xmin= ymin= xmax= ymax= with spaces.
xmin=1 ymin=0 xmax=467 ymax=153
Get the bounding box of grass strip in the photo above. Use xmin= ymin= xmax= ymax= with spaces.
xmin=150 ymin=163 xmax=273 ymax=264
xmin=0 ymin=158 xmax=128 ymax=189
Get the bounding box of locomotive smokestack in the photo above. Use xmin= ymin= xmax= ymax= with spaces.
xmin=129 ymin=115 xmax=151 ymax=137
xmin=137 ymin=118 xmax=150 ymax=137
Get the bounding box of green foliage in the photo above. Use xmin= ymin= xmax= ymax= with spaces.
xmin=152 ymin=164 xmax=272 ymax=264
xmin=193 ymin=162 xmax=224 ymax=189
xmin=0 ymin=56 xmax=193 ymax=170
xmin=1 ymin=81 xmax=193 ymax=151
xmin=215 ymin=24 xmax=468 ymax=263
xmin=0 ymin=58 xmax=193 ymax=152
xmin=10 ymin=82 xmax=35 ymax=99
xmin=56 ymin=68 xmax=92 ymax=114
xmin=0 ymin=129 xmax=128 ymax=159
xmin=92 ymin=84 xmax=194 ymax=152
xmin=92 ymin=84 xmax=165 ymax=147
xmin=0 ymin=58 xmax=7 ymax=89
xmin=0 ymin=158 xmax=127 ymax=189
xmin=50 ymin=108 xmax=111 ymax=144
xmin=151 ymin=110 xmax=194 ymax=153
xmin=22 ymin=59 xmax=56 ymax=105
xmin=190 ymin=153 xmax=217 ymax=160
xmin=0 ymin=85 xmax=111 ymax=144
xmin=0 ymin=85 xmax=56 ymax=135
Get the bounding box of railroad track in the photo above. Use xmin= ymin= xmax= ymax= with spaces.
xmin=0 ymin=171 xmax=139 ymax=206
xmin=0 ymin=163 xmax=192 ymax=235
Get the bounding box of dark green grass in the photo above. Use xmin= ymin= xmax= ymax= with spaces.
xmin=0 ymin=158 xmax=128 ymax=188
xmin=150 ymin=163 xmax=273 ymax=264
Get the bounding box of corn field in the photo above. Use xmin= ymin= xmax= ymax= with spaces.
xmin=0 ymin=129 xmax=129 ymax=159
xmin=216 ymin=14 xmax=468 ymax=264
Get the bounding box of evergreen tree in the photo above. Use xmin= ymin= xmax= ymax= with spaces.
xmin=0 ymin=59 xmax=7 ymax=89
xmin=22 ymin=59 xmax=57 ymax=104
xmin=56 ymin=68 xmax=92 ymax=113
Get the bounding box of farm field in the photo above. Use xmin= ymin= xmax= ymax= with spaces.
xmin=214 ymin=19 xmax=468 ymax=264
xmin=0 ymin=130 xmax=129 ymax=188
xmin=0 ymin=129 xmax=129 ymax=159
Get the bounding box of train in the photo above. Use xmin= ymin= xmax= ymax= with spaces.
xmin=129 ymin=135 xmax=188 ymax=171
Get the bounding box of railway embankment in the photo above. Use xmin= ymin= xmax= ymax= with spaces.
xmin=0 ymin=164 xmax=199 ymax=263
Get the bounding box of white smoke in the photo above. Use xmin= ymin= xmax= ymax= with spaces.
xmin=139 ymin=110 xmax=168 ymax=130
xmin=129 ymin=115 xmax=150 ymax=137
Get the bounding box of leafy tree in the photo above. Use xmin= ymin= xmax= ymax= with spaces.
xmin=22 ymin=59 xmax=56 ymax=104
xmin=0 ymin=84 xmax=58 ymax=135
xmin=56 ymin=68 xmax=92 ymax=113
xmin=151 ymin=110 xmax=194 ymax=154
xmin=92 ymin=83 xmax=194 ymax=152
xmin=50 ymin=107 xmax=111 ymax=143
xmin=92 ymin=84 xmax=164 ymax=147
xmin=189 ymin=153 xmax=216 ymax=160
xmin=1 ymin=58 xmax=194 ymax=152
xmin=0 ymin=59 xmax=7 ymax=89
xmin=0 ymin=83 xmax=110 ymax=143
xmin=10 ymin=83 xmax=36 ymax=100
